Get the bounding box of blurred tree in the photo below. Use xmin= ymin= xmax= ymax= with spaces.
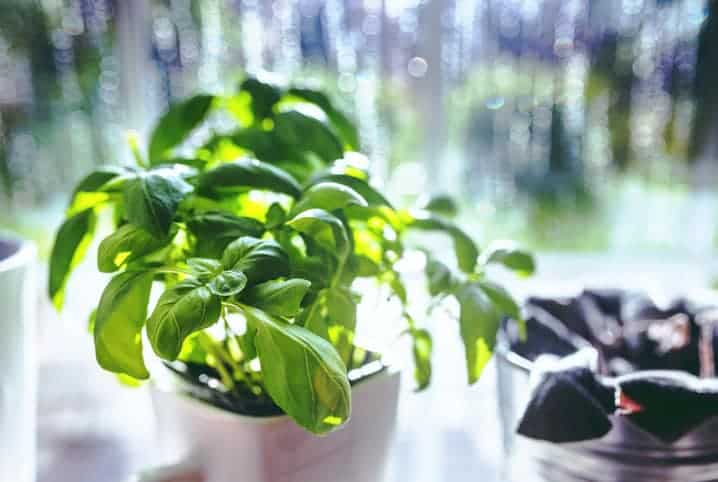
xmin=689 ymin=0 xmax=718 ymax=163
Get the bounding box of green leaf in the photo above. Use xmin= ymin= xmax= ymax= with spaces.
xmin=292 ymin=182 xmax=368 ymax=216
xmin=240 ymin=77 xmax=282 ymax=121
xmin=419 ymin=194 xmax=458 ymax=218
xmin=149 ymin=94 xmax=214 ymax=162
xmin=265 ymin=202 xmax=286 ymax=229
xmin=274 ymin=109 xmax=344 ymax=163
xmin=477 ymin=280 xmax=525 ymax=340
xmin=186 ymin=212 xmax=265 ymax=259
xmin=198 ymin=158 xmax=302 ymax=198
xmin=207 ymin=270 xmax=248 ymax=297
xmin=94 ymin=270 xmax=154 ymax=379
xmin=287 ymin=87 xmax=360 ymax=149
xmin=68 ymin=166 xmax=130 ymax=214
xmin=187 ymin=258 xmax=223 ymax=280
xmin=243 ymin=305 xmax=351 ymax=434
xmin=325 ymin=287 xmax=357 ymax=331
xmin=406 ymin=211 xmax=479 ymax=273
xmin=48 ymin=208 xmax=96 ymax=310
xmin=425 ymin=258 xmax=456 ymax=296
xmin=301 ymin=287 xmax=356 ymax=341
xmin=146 ymin=279 xmax=222 ymax=360
xmin=287 ymin=209 xmax=349 ymax=256
xmin=476 ymin=280 xmax=521 ymax=320
xmin=479 ymin=241 xmax=536 ymax=276
xmin=411 ymin=329 xmax=433 ymax=391
xmin=97 ymin=224 xmax=168 ymax=273
xmin=242 ymin=279 xmax=311 ymax=318
xmin=455 ymin=283 xmax=502 ymax=384
xmin=123 ymin=168 xmax=193 ymax=238
xmin=309 ymin=174 xmax=393 ymax=208
xmin=221 ymin=237 xmax=290 ymax=284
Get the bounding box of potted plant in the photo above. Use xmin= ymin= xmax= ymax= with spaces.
xmin=49 ymin=76 xmax=534 ymax=482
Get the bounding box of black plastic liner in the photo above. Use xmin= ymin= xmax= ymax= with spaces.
xmin=504 ymin=290 xmax=718 ymax=444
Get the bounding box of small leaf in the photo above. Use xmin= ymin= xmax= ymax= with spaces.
xmin=240 ymin=77 xmax=282 ymax=120
xmin=479 ymin=241 xmax=536 ymax=276
xmin=411 ymin=329 xmax=433 ymax=391
xmin=186 ymin=212 xmax=265 ymax=259
xmin=406 ymin=211 xmax=479 ymax=273
xmin=455 ymin=283 xmax=502 ymax=384
xmin=425 ymin=258 xmax=456 ymax=296
xmin=94 ymin=270 xmax=154 ymax=379
xmin=242 ymin=279 xmax=311 ymax=318
xmin=265 ymin=202 xmax=286 ymax=229
xmin=274 ymin=109 xmax=344 ymax=164
xmin=198 ymin=158 xmax=302 ymax=198
xmin=149 ymin=94 xmax=214 ymax=162
xmin=309 ymin=174 xmax=392 ymax=208
xmin=207 ymin=270 xmax=248 ymax=297
xmin=292 ymin=182 xmax=368 ymax=216
xmin=419 ymin=194 xmax=458 ymax=218
xmin=287 ymin=87 xmax=360 ymax=150
xmin=221 ymin=237 xmax=290 ymax=284
xmin=187 ymin=258 xmax=223 ymax=280
xmin=97 ymin=224 xmax=168 ymax=273
xmin=244 ymin=305 xmax=351 ymax=434
xmin=146 ymin=279 xmax=222 ymax=360
xmin=287 ymin=208 xmax=350 ymax=257
xmin=123 ymin=168 xmax=193 ymax=238
xmin=48 ymin=208 xmax=96 ymax=310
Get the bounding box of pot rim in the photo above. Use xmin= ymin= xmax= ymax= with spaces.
xmin=151 ymin=362 xmax=401 ymax=425
xmin=0 ymin=232 xmax=35 ymax=274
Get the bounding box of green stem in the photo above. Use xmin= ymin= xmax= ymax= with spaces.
xmin=197 ymin=332 xmax=235 ymax=390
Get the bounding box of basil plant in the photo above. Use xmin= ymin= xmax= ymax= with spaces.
xmin=49 ymin=77 xmax=534 ymax=435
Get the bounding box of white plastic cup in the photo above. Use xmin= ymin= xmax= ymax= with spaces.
xmin=0 ymin=235 xmax=36 ymax=482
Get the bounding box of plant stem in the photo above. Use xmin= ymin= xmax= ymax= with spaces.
xmin=197 ymin=332 xmax=235 ymax=390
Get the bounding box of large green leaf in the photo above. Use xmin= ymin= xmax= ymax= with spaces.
xmin=149 ymin=94 xmax=214 ymax=163
xmin=221 ymin=237 xmax=290 ymax=284
xmin=406 ymin=211 xmax=479 ymax=273
xmin=123 ymin=168 xmax=193 ymax=238
xmin=186 ymin=212 xmax=265 ymax=258
xmin=274 ymin=109 xmax=344 ymax=164
xmin=455 ymin=283 xmax=502 ymax=384
xmin=292 ymin=182 xmax=368 ymax=215
xmin=94 ymin=270 xmax=154 ymax=379
xmin=287 ymin=209 xmax=349 ymax=256
xmin=242 ymin=279 xmax=311 ymax=318
xmin=287 ymin=87 xmax=360 ymax=150
xmin=197 ymin=158 xmax=302 ymax=198
xmin=48 ymin=208 xmax=96 ymax=310
xmin=240 ymin=77 xmax=282 ymax=121
xmin=479 ymin=241 xmax=536 ymax=276
xmin=146 ymin=279 xmax=222 ymax=360
xmin=244 ymin=305 xmax=351 ymax=434
xmin=97 ymin=224 xmax=168 ymax=273
xmin=68 ymin=166 xmax=131 ymax=214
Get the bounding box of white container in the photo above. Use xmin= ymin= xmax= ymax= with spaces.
xmin=0 ymin=235 xmax=36 ymax=482
xmin=141 ymin=367 xmax=401 ymax=482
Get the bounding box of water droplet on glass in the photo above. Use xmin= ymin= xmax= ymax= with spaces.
xmin=407 ymin=56 xmax=427 ymax=78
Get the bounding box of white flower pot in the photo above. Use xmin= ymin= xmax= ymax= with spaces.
xmin=143 ymin=367 xmax=401 ymax=482
xmin=0 ymin=235 xmax=36 ymax=482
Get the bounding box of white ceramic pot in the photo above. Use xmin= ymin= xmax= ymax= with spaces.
xmin=0 ymin=235 xmax=36 ymax=482
xmin=141 ymin=367 xmax=401 ymax=482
